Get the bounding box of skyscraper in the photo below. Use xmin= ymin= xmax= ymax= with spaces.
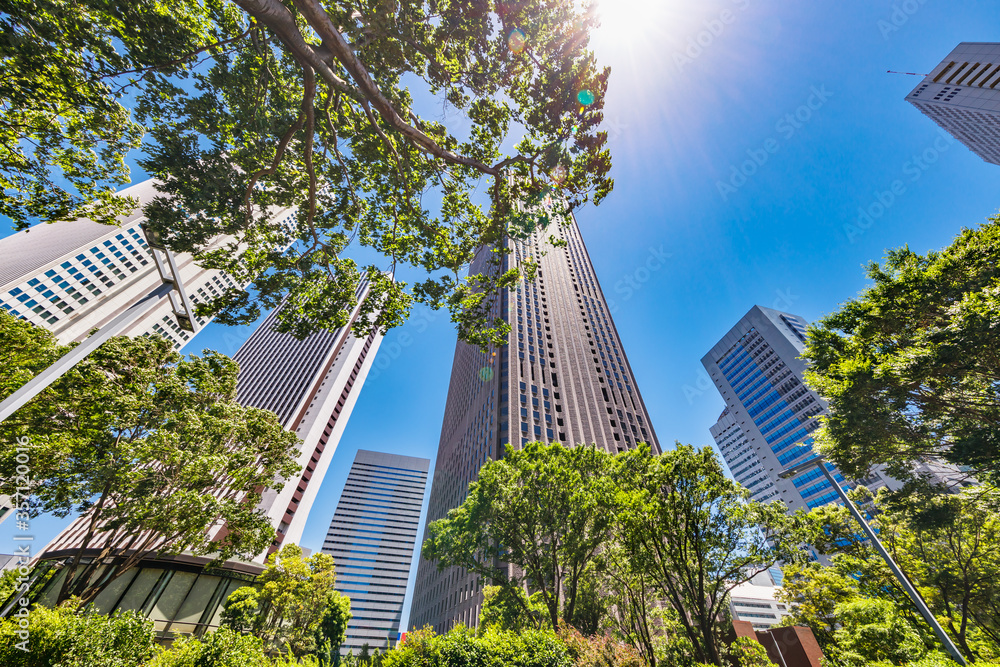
xmin=28 ymin=279 xmax=383 ymax=633
xmin=232 ymin=277 xmax=385 ymax=555
xmin=702 ymin=306 xmax=961 ymax=535
xmin=905 ymin=42 xmax=1000 ymax=166
xmin=0 ymin=178 xmax=296 ymax=349
xmin=322 ymin=450 xmax=429 ymax=655
xmin=409 ymin=212 xmax=661 ymax=632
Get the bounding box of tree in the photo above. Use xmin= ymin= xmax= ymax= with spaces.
xmin=0 ymin=309 xmax=70 ymax=401
xmin=479 ymin=585 xmax=546 ymax=633
xmin=792 ymin=485 xmax=1000 ymax=662
xmin=830 ymin=598 xmax=929 ymax=667
xmin=422 ymin=442 xmax=620 ymax=631
xmin=222 ymin=544 xmax=351 ymax=657
xmin=617 ymin=445 xmax=801 ymax=667
xmin=148 ymin=627 xmax=274 ymax=667
xmin=0 ymin=328 xmax=301 ymax=605
xmin=775 ymin=561 xmax=861 ymax=648
xmin=3 ymin=0 xmax=615 ymax=348
xmin=803 ymin=217 xmax=1000 ymax=488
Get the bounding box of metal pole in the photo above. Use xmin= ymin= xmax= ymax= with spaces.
xmin=816 ymin=461 xmax=968 ymax=665
xmin=0 ymin=282 xmax=174 ymax=423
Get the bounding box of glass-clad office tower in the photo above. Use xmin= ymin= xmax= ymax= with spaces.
xmin=702 ymin=306 xmax=962 ymax=548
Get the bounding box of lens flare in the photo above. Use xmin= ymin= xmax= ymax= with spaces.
xmin=508 ymin=29 xmax=527 ymax=53
xmin=577 ymin=89 xmax=595 ymax=106
xmin=478 ymin=367 xmax=495 ymax=382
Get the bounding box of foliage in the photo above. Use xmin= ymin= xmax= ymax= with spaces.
xmin=803 ymin=216 xmax=1000 ymax=487
xmin=424 ymin=442 xmax=620 ymax=631
xmin=0 ymin=601 xmax=156 ymax=667
xmin=790 ymin=485 xmax=1000 ymax=662
xmin=222 ymin=544 xmax=351 ymax=657
xmin=2 ymin=0 xmax=615 ymax=348
xmin=479 ymin=585 xmax=547 ymax=633
xmin=616 ymin=445 xmax=801 ymax=666
xmin=0 ymin=332 xmax=300 ymax=605
xmin=0 ymin=0 xmax=218 ymax=227
xmin=726 ymin=637 xmax=776 ymax=667
xmin=381 ymin=625 xmax=573 ymax=667
xmin=148 ymin=627 xmax=272 ymax=667
xmin=559 ymin=626 xmax=645 ymax=667
xmin=829 ymin=598 xmax=929 ymax=667
xmin=0 ymin=310 xmax=70 ymax=401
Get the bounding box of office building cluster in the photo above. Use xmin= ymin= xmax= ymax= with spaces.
xmin=1 ymin=39 xmax=994 ymax=647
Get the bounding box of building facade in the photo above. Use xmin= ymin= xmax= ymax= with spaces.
xmin=322 ymin=450 xmax=429 ymax=655
xmin=24 ymin=278 xmax=383 ymax=635
xmin=232 ymin=277 xmax=385 ymax=555
xmin=0 ymin=178 xmax=296 ymax=349
xmin=702 ymin=306 xmax=961 ymax=537
xmin=409 ymin=210 xmax=661 ymax=632
xmin=905 ymin=42 xmax=1000 ymax=166
xmin=729 ymin=571 xmax=792 ymax=631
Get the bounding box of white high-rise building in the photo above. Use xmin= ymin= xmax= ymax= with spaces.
xmin=0 ymin=178 xmax=296 ymax=349
xmin=905 ymin=42 xmax=1000 ymax=166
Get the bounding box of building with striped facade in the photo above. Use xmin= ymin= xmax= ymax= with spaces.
xmin=905 ymin=42 xmax=1000 ymax=166
xmin=322 ymin=450 xmax=429 ymax=655
xmin=409 ymin=210 xmax=661 ymax=632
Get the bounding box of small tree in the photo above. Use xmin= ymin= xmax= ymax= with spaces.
xmin=222 ymin=544 xmax=351 ymax=657
xmin=617 ymin=445 xmax=801 ymax=666
xmin=0 ymin=327 xmax=301 ymax=604
xmin=423 ymin=442 xmax=619 ymax=631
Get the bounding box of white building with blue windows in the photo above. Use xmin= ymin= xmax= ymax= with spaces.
xmin=0 ymin=178 xmax=295 ymax=349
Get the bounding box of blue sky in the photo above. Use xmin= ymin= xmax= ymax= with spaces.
xmin=4 ymin=0 xmax=1000 ymax=628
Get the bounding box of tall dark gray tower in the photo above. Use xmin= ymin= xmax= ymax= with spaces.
xmin=408 ymin=214 xmax=661 ymax=632
xmin=322 ymin=450 xmax=429 ymax=655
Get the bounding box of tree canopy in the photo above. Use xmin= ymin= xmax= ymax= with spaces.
xmin=422 ymin=442 xmax=801 ymax=667
xmin=782 ymin=485 xmax=1000 ymax=663
xmin=221 ymin=544 xmax=352 ymax=658
xmin=0 ymin=314 xmax=301 ymax=605
xmin=2 ymin=0 xmax=614 ymax=347
xmin=803 ymin=216 xmax=1000 ymax=488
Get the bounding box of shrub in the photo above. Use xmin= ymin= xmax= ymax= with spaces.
xmin=0 ymin=601 xmax=155 ymax=667
xmin=383 ymin=625 xmax=573 ymax=667
xmin=148 ymin=627 xmax=272 ymax=667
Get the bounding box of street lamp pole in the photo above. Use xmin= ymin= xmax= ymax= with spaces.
xmin=0 ymin=224 xmax=198 ymax=423
xmin=780 ymin=457 xmax=968 ymax=666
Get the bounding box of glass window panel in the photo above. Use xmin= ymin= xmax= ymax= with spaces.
xmin=91 ymin=568 xmax=139 ymax=614
xmin=116 ymin=568 xmax=164 ymax=613
xmin=150 ymin=571 xmax=197 ymax=621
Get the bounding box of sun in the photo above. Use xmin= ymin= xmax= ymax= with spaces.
xmin=591 ymin=0 xmax=677 ymax=48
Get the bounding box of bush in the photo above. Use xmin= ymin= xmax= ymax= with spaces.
xmin=559 ymin=626 xmax=644 ymax=667
xmin=0 ymin=601 xmax=155 ymax=667
xmin=383 ymin=625 xmax=573 ymax=667
xmin=727 ymin=637 xmax=776 ymax=667
xmin=148 ymin=628 xmax=272 ymax=667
